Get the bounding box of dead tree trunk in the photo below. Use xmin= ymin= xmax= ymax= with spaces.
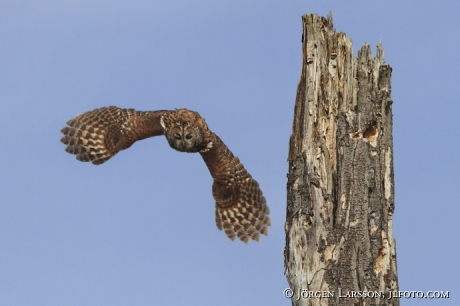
xmin=284 ymin=13 xmax=398 ymax=306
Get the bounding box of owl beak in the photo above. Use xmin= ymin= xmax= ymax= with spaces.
xmin=178 ymin=140 xmax=188 ymax=151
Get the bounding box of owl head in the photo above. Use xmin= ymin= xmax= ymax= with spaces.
xmin=164 ymin=121 xmax=207 ymax=153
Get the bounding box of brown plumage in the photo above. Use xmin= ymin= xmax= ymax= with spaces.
xmin=60 ymin=106 xmax=270 ymax=243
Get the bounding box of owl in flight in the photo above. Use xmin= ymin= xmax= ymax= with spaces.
xmin=60 ymin=106 xmax=270 ymax=243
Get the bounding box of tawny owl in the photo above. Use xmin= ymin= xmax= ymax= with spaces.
xmin=60 ymin=106 xmax=270 ymax=243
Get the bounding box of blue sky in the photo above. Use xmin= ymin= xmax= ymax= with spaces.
xmin=1 ymin=1 xmax=458 ymax=305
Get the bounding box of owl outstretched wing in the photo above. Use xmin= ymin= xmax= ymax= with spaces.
xmin=60 ymin=106 xmax=270 ymax=242
xmin=60 ymin=106 xmax=168 ymax=165
xmin=200 ymin=133 xmax=270 ymax=243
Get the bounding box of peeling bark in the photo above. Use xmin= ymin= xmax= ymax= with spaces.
xmin=285 ymin=13 xmax=398 ymax=306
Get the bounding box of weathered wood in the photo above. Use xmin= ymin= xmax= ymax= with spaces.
xmin=284 ymin=13 xmax=398 ymax=306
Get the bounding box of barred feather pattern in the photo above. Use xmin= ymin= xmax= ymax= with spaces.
xmin=201 ymin=133 xmax=270 ymax=243
xmin=60 ymin=106 xmax=166 ymax=165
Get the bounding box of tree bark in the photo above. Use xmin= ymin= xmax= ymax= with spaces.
xmin=284 ymin=13 xmax=398 ymax=306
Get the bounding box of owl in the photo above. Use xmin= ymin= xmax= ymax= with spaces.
xmin=60 ymin=106 xmax=270 ymax=243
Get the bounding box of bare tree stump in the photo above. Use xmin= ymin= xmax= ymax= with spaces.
xmin=284 ymin=13 xmax=398 ymax=306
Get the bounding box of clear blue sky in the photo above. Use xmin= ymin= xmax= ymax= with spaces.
xmin=1 ymin=1 xmax=458 ymax=305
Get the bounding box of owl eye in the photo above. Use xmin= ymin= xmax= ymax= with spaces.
xmin=185 ymin=134 xmax=193 ymax=140
xmin=174 ymin=134 xmax=182 ymax=140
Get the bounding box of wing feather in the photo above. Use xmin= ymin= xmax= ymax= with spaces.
xmin=60 ymin=106 xmax=168 ymax=165
xmin=200 ymin=133 xmax=270 ymax=243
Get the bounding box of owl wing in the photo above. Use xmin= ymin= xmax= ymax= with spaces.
xmin=200 ymin=133 xmax=270 ymax=243
xmin=60 ymin=106 xmax=169 ymax=165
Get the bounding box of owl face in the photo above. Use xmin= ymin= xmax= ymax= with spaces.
xmin=165 ymin=122 xmax=204 ymax=152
